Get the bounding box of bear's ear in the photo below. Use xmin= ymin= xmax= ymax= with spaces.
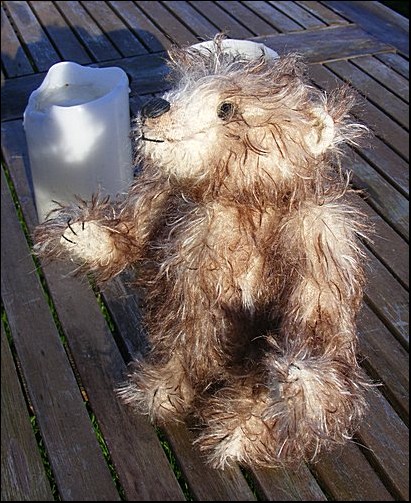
xmin=305 ymin=107 xmax=335 ymax=156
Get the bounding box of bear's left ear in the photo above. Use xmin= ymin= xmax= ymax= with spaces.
xmin=305 ymin=107 xmax=335 ymax=156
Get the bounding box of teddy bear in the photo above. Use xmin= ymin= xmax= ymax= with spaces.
xmin=33 ymin=36 xmax=371 ymax=469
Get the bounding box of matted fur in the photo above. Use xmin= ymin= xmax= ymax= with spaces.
xmin=33 ymin=36 xmax=372 ymax=469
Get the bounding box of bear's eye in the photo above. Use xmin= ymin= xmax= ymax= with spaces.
xmin=217 ymin=101 xmax=236 ymax=121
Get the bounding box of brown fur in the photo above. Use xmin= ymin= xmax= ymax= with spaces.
xmin=33 ymin=36 xmax=371 ymax=469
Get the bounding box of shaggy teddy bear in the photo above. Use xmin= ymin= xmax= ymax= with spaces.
xmin=34 ymin=37 xmax=371 ymax=469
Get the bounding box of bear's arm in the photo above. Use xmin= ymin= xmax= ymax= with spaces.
xmin=32 ymin=173 xmax=171 ymax=282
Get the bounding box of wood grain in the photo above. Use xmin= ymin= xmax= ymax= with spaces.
xmin=3 ymin=0 xmax=60 ymax=71
xmin=324 ymin=0 xmax=409 ymax=56
xmin=1 ymin=6 xmax=33 ymax=77
xmin=255 ymin=24 xmax=394 ymax=64
xmin=55 ymin=0 xmax=121 ymax=61
xmin=271 ymin=0 xmax=327 ymax=29
xmin=82 ymin=0 xmax=147 ymax=57
xmin=30 ymin=0 xmax=92 ymax=64
xmin=1 ymin=324 xmax=54 ymax=501
xmin=358 ymin=304 xmax=409 ymax=421
xmin=244 ymin=0 xmax=302 ymax=32
xmin=295 ymin=1 xmax=349 ymax=25
xmin=312 ymin=440 xmax=394 ymax=501
xmin=1 ymin=169 xmax=120 ymax=501
xmin=358 ymin=389 xmax=409 ymax=501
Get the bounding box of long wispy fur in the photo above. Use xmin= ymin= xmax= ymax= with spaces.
xmin=33 ymin=35 xmax=371 ymax=469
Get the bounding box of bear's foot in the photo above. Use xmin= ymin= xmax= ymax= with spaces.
xmin=118 ymin=358 xmax=194 ymax=423
xmin=195 ymin=357 xmax=370 ymax=468
xmin=196 ymin=401 xmax=279 ymax=469
xmin=194 ymin=382 xmax=285 ymax=469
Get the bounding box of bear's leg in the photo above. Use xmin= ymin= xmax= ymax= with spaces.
xmin=197 ymin=201 xmax=371 ymax=468
xmin=118 ymin=283 xmax=246 ymax=424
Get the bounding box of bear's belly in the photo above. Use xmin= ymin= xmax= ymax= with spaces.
xmin=146 ymin=201 xmax=280 ymax=311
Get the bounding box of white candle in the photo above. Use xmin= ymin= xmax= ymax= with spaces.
xmin=190 ymin=39 xmax=279 ymax=61
xmin=23 ymin=61 xmax=132 ymax=222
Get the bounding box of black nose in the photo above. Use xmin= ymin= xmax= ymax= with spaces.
xmin=141 ymin=97 xmax=171 ymax=119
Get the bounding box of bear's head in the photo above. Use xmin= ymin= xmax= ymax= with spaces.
xmin=134 ymin=37 xmax=366 ymax=200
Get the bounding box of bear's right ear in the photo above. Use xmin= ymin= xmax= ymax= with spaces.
xmin=305 ymin=107 xmax=335 ymax=156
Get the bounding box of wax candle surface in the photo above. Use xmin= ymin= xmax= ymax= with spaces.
xmin=35 ymin=83 xmax=108 ymax=110
xmin=24 ymin=62 xmax=132 ymax=222
xmin=190 ymin=39 xmax=279 ymax=61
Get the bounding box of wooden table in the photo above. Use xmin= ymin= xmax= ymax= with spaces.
xmin=1 ymin=1 xmax=408 ymax=500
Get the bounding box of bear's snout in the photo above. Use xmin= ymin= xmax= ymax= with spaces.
xmin=141 ymin=98 xmax=171 ymax=119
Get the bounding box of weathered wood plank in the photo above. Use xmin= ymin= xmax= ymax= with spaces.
xmin=353 ymin=195 xmax=409 ymax=289
xmin=101 ymin=273 xmax=148 ymax=359
xmin=308 ymin=63 xmax=409 ymax=198
xmin=357 ymin=389 xmax=409 ymax=501
xmin=138 ymin=0 xmax=199 ymax=45
xmin=164 ymin=1 xmax=219 ymax=40
xmin=358 ymin=304 xmax=409 ymax=421
xmin=163 ymin=422 xmax=256 ymax=501
xmin=348 ymin=149 xmax=409 ymax=240
xmin=1 ymin=120 xmax=186 ymax=501
xmin=255 ymin=24 xmax=394 ymax=64
xmin=243 ymin=0 xmax=302 ymax=32
xmin=364 ymin=248 xmax=409 ymax=349
xmin=270 ymin=0 xmax=327 ymax=29
xmin=108 ymin=0 xmax=170 ymax=52
xmin=29 ymin=0 xmax=91 ymax=65
xmin=1 ymin=71 xmax=46 ymax=122
xmin=324 ymin=0 xmax=409 ymax=56
xmin=55 ymin=0 xmax=121 ymax=61
xmin=1 ymin=168 xmax=120 ymax=501
xmin=1 ymin=324 xmax=54 ymax=502
xmin=82 ymin=0 xmax=147 ymax=57
xmin=295 ymin=1 xmax=350 ymax=25
xmin=190 ymin=0 xmax=253 ymax=39
xmin=358 ymin=136 xmax=408 ymax=198
xmin=352 ymin=55 xmax=409 ymax=103
xmin=375 ymin=52 xmax=409 ymax=79
xmin=1 ymin=6 xmax=33 ymax=77
xmin=249 ymin=464 xmax=327 ymax=501
xmin=308 ymin=63 xmax=408 ymax=160
xmin=3 ymin=0 xmax=60 ymax=72
xmin=41 ymin=261 xmax=187 ymax=501
xmin=326 ymin=59 xmax=408 ymax=129
xmin=216 ymin=0 xmax=280 ymax=36
xmin=311 ymin=440 xmax=394 ymax=501
xmin=120 ymin=52 xmax=170 ymax=95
